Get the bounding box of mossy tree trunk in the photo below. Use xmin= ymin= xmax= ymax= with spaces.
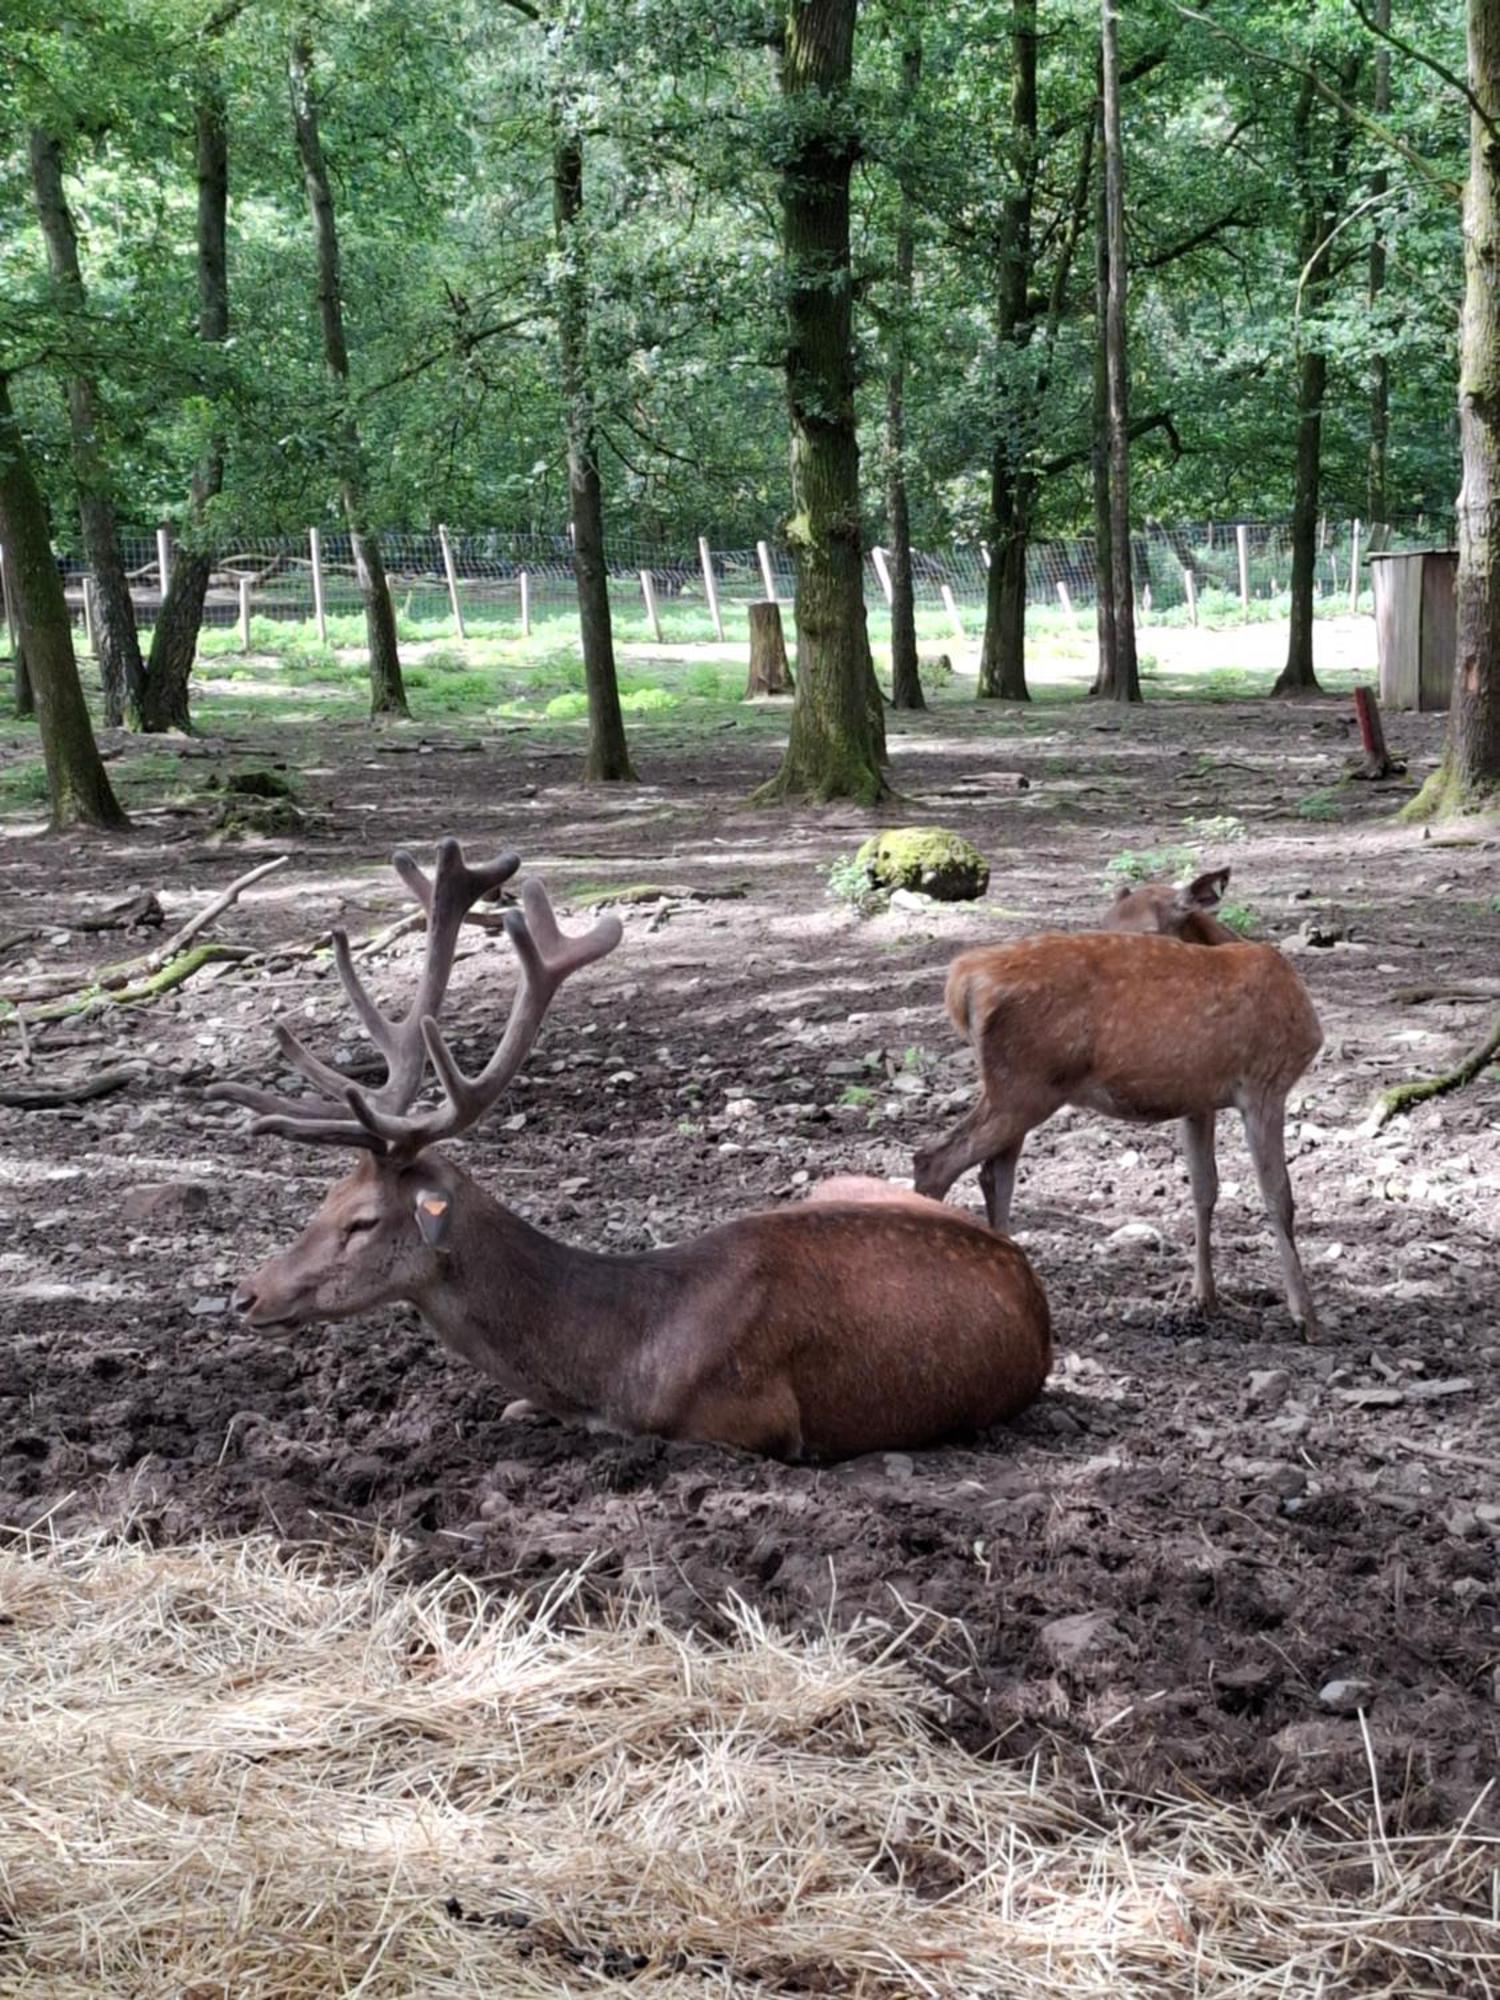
xmin=0 ymin=376 xmax=126 ymax=830
xmin=977 ymin=0 xmax=1036 ymax=703
xmin=1090 ymin=87 xmax=1117 ymax=696
xmin=29 ymin=130 xmax=145 ymax=730
xmin=1414 ymin=0 xmax=1500 ymax=814
xmin=554 ymin=130 xmax=635 ymax=782
xmin=885 ymin=38 xmax=924 ymax=713
xmin=140 ymin=85 xmax=229 ymax=735
xmin=289 ymin=30 xmax=408 ymax=719
xmin=1367 ymin=3 xmax=1391 ymax=528
xmin=758 ymin=0 xmax=885 ymax=805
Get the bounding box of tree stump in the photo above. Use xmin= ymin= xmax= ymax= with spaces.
xmin=745 ymin=600 xmax=792 ymax=697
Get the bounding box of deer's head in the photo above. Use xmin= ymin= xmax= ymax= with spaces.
xmin=1104 ymin=866 xmax=1238 ymax=945
xmin=210 ymin=839 xmax=621 ymax=1329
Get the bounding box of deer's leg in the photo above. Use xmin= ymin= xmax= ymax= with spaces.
xmin=913 ymin=1097 xmax=1039 ymax=1207
xmin=1180 ymin=1111 xmax=1219 ymax=1314
xmin=1240 ymin=1096 xmax=1317 ymax=1339
xmin=977 ymin=1140 xmax=1025 ymax=1235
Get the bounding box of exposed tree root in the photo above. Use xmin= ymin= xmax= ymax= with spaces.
xmin=1372 ymin=1007 xmax=1500 ymax=1128
xmin=0 ymin=1065 xmax=140 ymax=1109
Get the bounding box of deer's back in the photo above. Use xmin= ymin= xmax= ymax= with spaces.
xmin=654 ymin=1203 xmax=1051 ymax=1457
xmin=948 ymin=930 xmax=1321 ymax=1115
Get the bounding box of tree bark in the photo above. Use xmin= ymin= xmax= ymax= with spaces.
xmin=14 ymin=639 xmax=35 ymax=718
xmin=1100 ymin=1 xmax=1140 ymax=703
xmin=553 ymin=130 xmax=635 ymax=782
xmin=1090 ymin=89 xmax=1117 ymax=696
xmin=28 ymin=130 xmax=145 ymax=730
xmin=885 ymin=38 xmax=924 ymax=712
xmin=746 ymin=600 xmax=792 ymax=694
xmin=0 ymin=376 xmax=126 ymax=829
xmin=1367 ymin=0 xmax=1391 ymax=527
xmin=1414 ymin=0 xmax=1500 ymax=813
xmin=757 ymin=0 xmax=885 ymax=804
xmin=1274 ymin=61 xmax=1359 ymax=697
xmin=288 ymin=30 xmax=408 ymax=718
xmin=140 ymin=86 xmax=229 ymax=734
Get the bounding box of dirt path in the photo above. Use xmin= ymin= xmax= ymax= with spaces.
xmin=3 ymin=688 xmax=1497 ymax=1829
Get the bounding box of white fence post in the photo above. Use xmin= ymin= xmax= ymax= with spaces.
xmin=238 ymin=574 xmax=252 ymax=650
xmin=870 ymin=546 xmax=894 ymax=605
xmin=519 ymin=570 xmax=531 ymax=638
xmin=940 ymin=583 xmax=965 ymax=642
xmin=157 ymin=524 xmax=172 ymax=599
xmin=1056 ymin=580 xmax=1074 ymax=620
xmin=82 ymin=576 xmax=97 ymax=654
xmin=0 ymin=544 xmax=17 ymax=656
xmin=698 ymin=535 xmax=724 ymax=640
xmin=756 ymin=540 xmax=778 ymax=603
xmin=308 ymin=527 xmax=328 ymax=641
xmin=639 ymin=568 xmax=662 ymax=642
xmin=1182 ymin=567 xmax=1198 ymax=626
xmin=1236 ymin=524 xmax=1250 ymax=620
xmin=1349 ymin=519 xmax=1362 ymax=613
xmin=437 ymin=524 xmax=467 ymax=638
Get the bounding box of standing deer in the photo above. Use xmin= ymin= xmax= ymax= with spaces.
xmin=913 ymin=867 xmax=1324 ymax=1335
xmin=211 ymin=840 xmax=1051 ymax=1460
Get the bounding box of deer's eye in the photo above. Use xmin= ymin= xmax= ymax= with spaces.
xmin=345 ymin=1217 xmax=378 ymax=1239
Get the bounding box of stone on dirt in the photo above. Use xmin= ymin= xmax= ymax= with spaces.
xmin=854 ymin=827 xmax=990 ymax=902
xmin=1040 ymin=1611 xmax=1123 ymax=1668
xmin=122 ymin=1182 xmax=212 ymax=1223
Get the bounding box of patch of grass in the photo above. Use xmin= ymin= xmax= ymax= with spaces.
xmin=1218 ymin=901 xmax=1260 ymax=936
xmin=838 ymin=1083 xmax=875 ymax=1108
xmin=826 ymin=851 xmax=888 ymax=917
xmin=0 ymin=758 xmax=50 ymax=811
xmin=1183 ymin=813 xmax=1247 ymax=845
xmin=1295 ymin=789 xmax=1342 ymax=822
xmin=1104 ymin=844 xmax=1199 ymax=884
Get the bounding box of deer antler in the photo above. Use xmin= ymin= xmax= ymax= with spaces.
xmin=209 ymin=840 xmax=618 ymax=1157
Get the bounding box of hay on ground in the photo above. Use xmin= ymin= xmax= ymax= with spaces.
xmin=0 ymin=1525 xmax=1496 ymax=1997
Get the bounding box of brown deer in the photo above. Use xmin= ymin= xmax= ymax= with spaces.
xmin=211 ymin=839 xmax=1051 ymax=1460
xmin=912 ymin=866 xmax=1324 ymax=1335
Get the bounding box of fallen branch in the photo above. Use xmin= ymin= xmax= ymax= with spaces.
xmin=72 ymin=890 xmax=165 ymax=934
xmin=1371 ymin=1007 xmax=1500 ymax=1128
xmin=1390 ymin=985 xmax=1500 ymax=1007
xmin=0 ymin=1065 xmax=141 ymax=1109
xmin=147 ymin=854 xmax=288 ymax=968
xmin=6 ymin=944 xmax=254 ymax=1026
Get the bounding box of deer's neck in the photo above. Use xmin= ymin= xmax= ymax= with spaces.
xmin=411 ymin=1170 xmax=662 ymax=1411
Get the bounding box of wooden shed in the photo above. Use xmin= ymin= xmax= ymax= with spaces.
xmin=1369 ymin=548 xmax=1457 ymax=711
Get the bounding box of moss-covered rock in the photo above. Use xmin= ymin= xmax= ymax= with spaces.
xmin=854 ymin=826 xmax=989 ymax=902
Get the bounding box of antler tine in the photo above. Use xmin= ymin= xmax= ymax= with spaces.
xmin=347 ymin=877 xmax=622 ymax=1153
xmin=207 ymin=1078 xmax=352 ymax=1122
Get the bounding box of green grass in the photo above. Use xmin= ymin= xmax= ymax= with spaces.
xmin=1295 ymin=788 xmax=1343 ymax=822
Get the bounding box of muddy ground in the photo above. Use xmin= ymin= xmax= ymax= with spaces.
xmin=3 ymin=687 xmax=1498 ymax=1832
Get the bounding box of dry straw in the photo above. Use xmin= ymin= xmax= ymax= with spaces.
xmin=0 ymin=1522 xmax=1495 ymax=1997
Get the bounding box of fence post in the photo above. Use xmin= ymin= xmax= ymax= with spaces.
xmin=697 ymin=535 xmax=724 ymax=640
xmin=1236 ymin=524 xmax=1250 ymax=620
xmin=1349 ymin=519 xmax=1362 ymax=613
xmin=82 ymin=576 xmax=97 ymax=654
xmin=437 ymin=524 xmax=467 ymax=639
xmin=1056 ymin=580 xmax=1074 ymax=621
xmin=639 ymin=568 xmax=662 ymax=642
xmin=157 ymin=524 xmax=172 ymax=599
xmin=1182 ymin=567 xmax=1198 ymax=626
xmin=940 ymin=583 xmax=965 ymax=642
xmin=519 ymin=570 xmax=531 ymax=638
xmin=238 ymin=574 xmax=252 ymax=650
xmin=870 ymin=546 xmax=894 ymax=605
xmin=979 ymin=546 xmax=992 ymax=570
xmin=308 ymin=527 xmax=328 ymax=641
xmin=0 ymin=544 xmax=17 ymax=656
xmin=1140 ymin=582 xmax=1152 ymax=625
xmin=756 ymin=540 xmax=778 ymax=603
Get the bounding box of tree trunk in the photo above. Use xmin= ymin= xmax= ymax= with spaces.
xmin=746 ymin=600 xmax=792 ymax=694
xmin=0 ymin=376 xmax=126 ymax=829
xmin=1367 ymin=0 xmax=1391 ymax=527
xmin=1100 ymin=2 xmax=1140 ymax=703
xmin=757 ymin=0 xmax=885 ymax=805
xmin=977 ymin=0 xmax=1037 ymax=702
xmin=553 ymin=130 xmax=634 ymax=782
xmin=28 ymin=130 xmax=145 ymax=730
xmin=288 ymin=30 xmax=408 ymax=719
xmin=1414 ymin=0 xmax=1500 ymax=814
xmin=14 ymin=639 xmax=35 ymax=718
xmin=1090 ymin=89 xmax=1117 ymax=696
xmin=1274 ymin=61 xmax=1359 ymax=698
xmin=885 ymin=41 xmax=924 ymax=712
xmin=140 ymin=86 xmax=229 ymax=734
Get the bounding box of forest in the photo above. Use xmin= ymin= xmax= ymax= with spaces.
xmin=2 ymin=0 xmax=1500 ymax=1993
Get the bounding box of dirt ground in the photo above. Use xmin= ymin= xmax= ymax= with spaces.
xmin=3 ymin=683 xmax=1498 ymax=1836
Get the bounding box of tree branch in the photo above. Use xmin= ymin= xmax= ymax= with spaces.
xmin=1349 ymin=0 xmax=1496 ymax=134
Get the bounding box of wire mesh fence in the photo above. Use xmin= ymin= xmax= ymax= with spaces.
xmin=11 ymin=516 xmax=1451 ymax=654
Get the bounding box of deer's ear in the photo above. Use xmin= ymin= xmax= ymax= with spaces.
xmin=414 ymin=1189 xmax=452 ymax=1251
xmin=1182 ymin=867 xmax=1230 ymax=911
